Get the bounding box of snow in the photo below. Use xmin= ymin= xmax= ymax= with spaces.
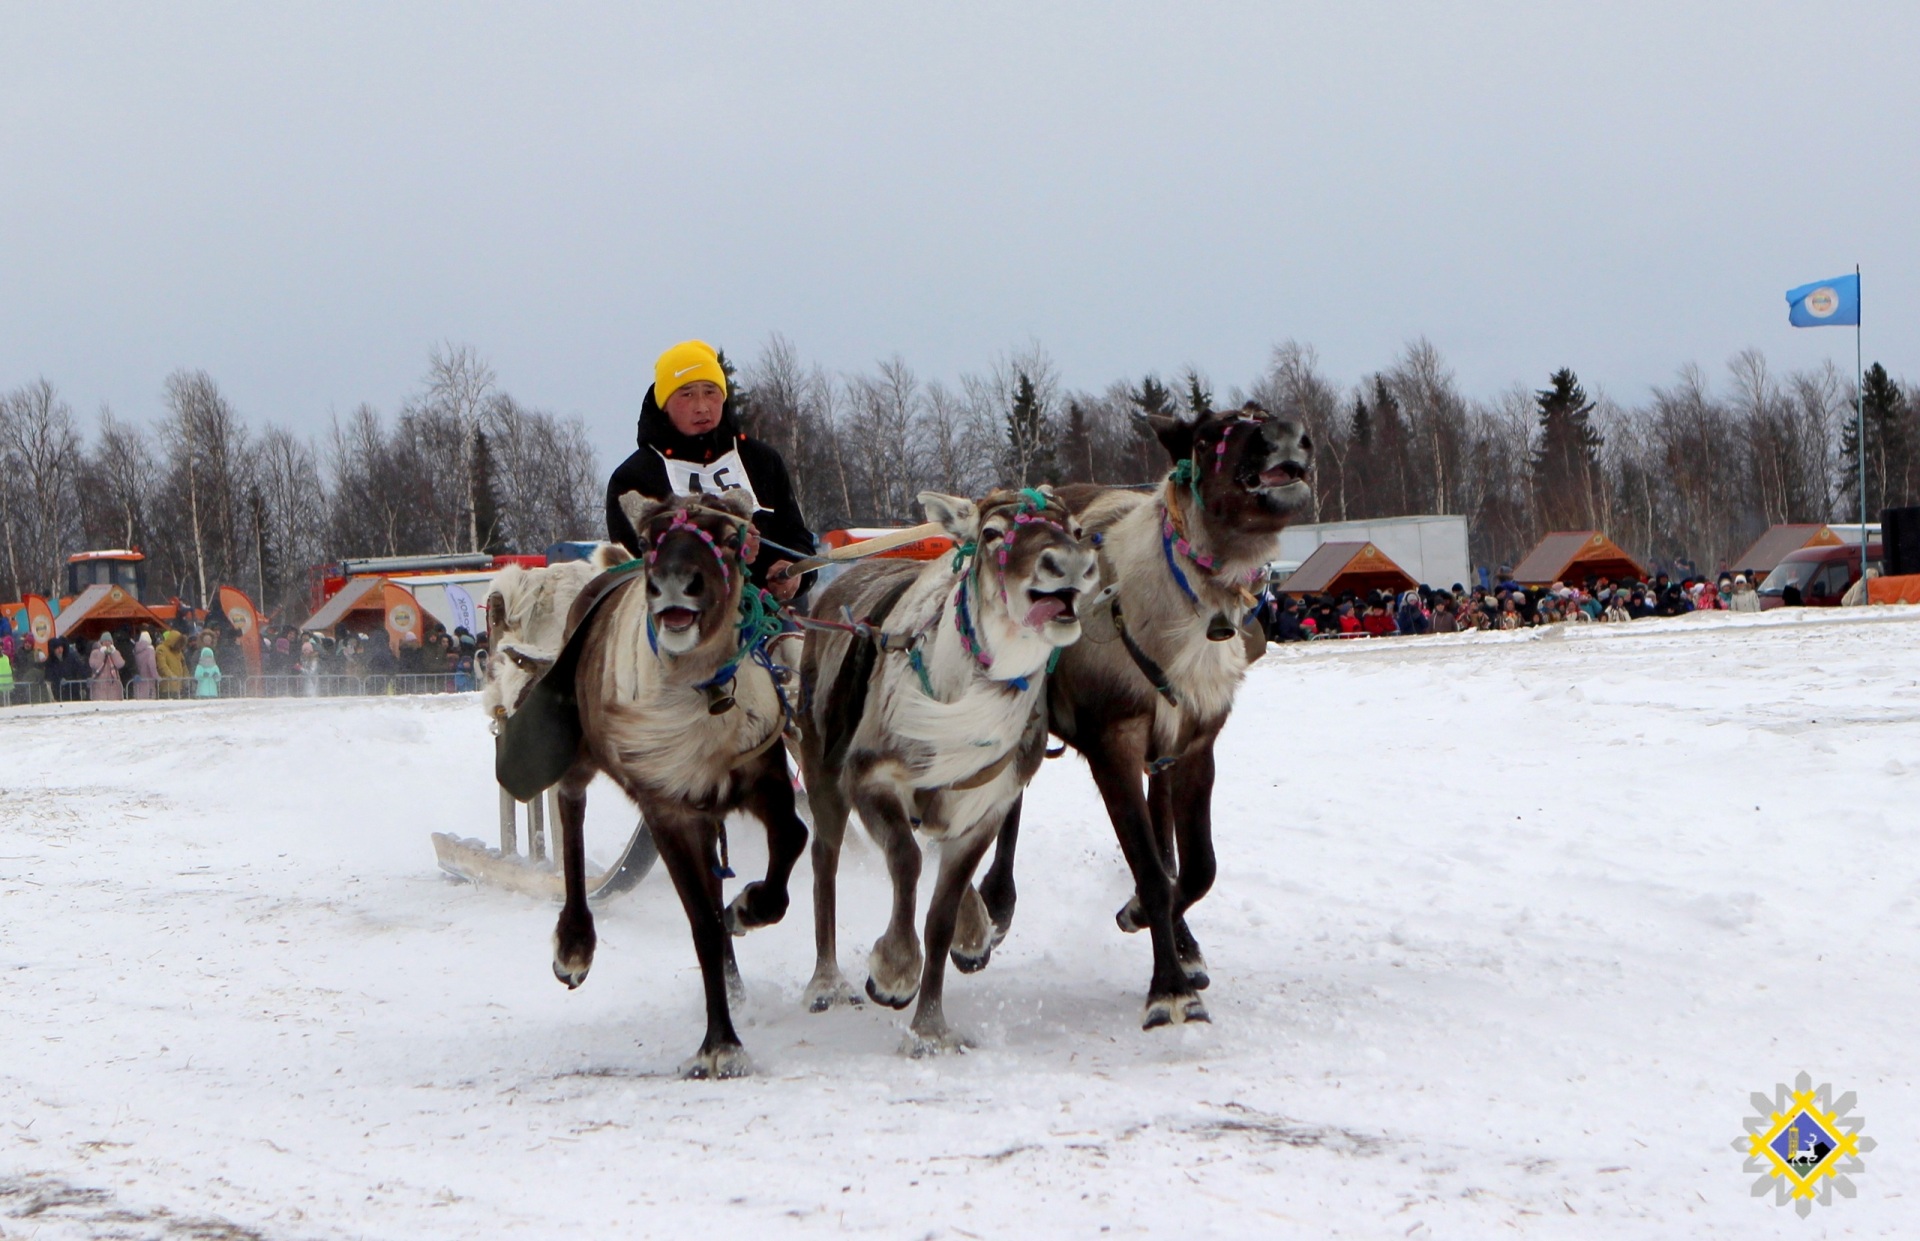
xmin=4 ymin=605 xmax=1917 ymax=1238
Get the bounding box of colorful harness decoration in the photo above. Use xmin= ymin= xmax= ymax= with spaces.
xmin=949 ymin=488 xmax=1070 ymax=693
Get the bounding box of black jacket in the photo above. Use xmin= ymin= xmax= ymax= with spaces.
xmin=605 ymin=387 xmax=816 ymax=600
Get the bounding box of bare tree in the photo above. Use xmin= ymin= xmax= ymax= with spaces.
xmin=0 ymin=379 xmax=84 ymax=599
xmin=409 ymin=343 xmax=497 ymax=553
xmin=252 ymin=425 xmax=328 ymax=618
xmin=155 ymin=370 xmax=250 ymax=605
xmin=79 ymin=406 xmax=159 ymax=552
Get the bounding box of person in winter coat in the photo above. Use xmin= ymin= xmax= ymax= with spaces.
xmin=1394 ymin=590 xmax=1429 ymax=635
xmin=89 ymin=636 xmax=126 ymax=701
xmin=1360 ymin=599 xmax=1398 ymax=637
xmin=48 ymin=638 xmax=86 ymax=700
xmin=131 ymin=630 xmax=159 ymax=699
xmin=193 ymin=646 xmax=223 ymax=698
xmin=156 ymin=630 xmax=188 ymax=697
xmin=1727 ymin=574 xmax=1762 ymax=613
xmin=0 ymin=647 xmax=13 ymax=700
xmin=605 ymin=340 xmax=816 ymax=604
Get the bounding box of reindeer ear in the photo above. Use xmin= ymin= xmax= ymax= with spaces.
xmin=917 ymin=491 xmax=979 ymax=540
xmin=590 ymin=542 xmax=628 ymax=571
xmin=1144 ymin=413 xmax=1196 ymax=464
xmin=707 ymin=489 xmax=757 ymax=522
xmin=485 ymin=592 xmax=507 ymax=635
xmin=618 ymin=490 xmax=667 ymax=534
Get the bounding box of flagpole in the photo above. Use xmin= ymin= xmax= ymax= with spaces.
xmin=1856 ymin=263 xmax=1868 ymax=591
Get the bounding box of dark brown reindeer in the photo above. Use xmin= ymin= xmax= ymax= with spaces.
xmin=797 ymin=487 xmax=1097 ymax=1053
xmin=509 ymin=489 xmax=807 ymax=1078
xmin=975 ymin=403 xmax=1313 ymax=1028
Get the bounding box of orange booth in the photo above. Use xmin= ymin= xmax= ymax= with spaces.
xmin=1511 ymin=531 xmax=1647 ymax=587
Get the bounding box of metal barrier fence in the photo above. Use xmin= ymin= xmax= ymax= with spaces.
xmin=0 ymin=673 xmax=476 ymax=708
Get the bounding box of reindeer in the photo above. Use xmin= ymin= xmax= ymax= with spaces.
xmin=540 ymin=490 xmax=807 ymax=1078
xmin=797 ymin=487 xmax=1097 ymax=1053
xmin=481 ymin=549 xmax=620 ymax=722
xmin=974 ymin=404 xmax=1314 ymax=1029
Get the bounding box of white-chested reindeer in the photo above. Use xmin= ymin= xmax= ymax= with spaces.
xmin=796 ymin=487 xmax=1096 ymax=1053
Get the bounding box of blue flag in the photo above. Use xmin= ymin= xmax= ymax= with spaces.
xmin=1786 ymin=273 xmax=1859 ymax=327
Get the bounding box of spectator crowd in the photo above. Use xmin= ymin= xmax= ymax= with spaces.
xmin=0 ymin=610 xmax=485 ymax=705
xmin=1261 ymin=571 xmax=1766 ymax=641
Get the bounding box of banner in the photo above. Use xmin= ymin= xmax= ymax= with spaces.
xmin=382 ymin=582 xmax=423 ymax=655
xmin=24 ymin=595 xmax=55 ymax=648
xmin=444 ymin=583 xmax=479 ymax=637
xmin=218 ymin=585 xmax=264 ymax=679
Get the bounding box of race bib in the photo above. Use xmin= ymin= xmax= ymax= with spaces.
xmin=656 ymin=445 xmax=768 ymax=513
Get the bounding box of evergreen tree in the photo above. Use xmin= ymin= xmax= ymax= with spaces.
xmin=1349 ymin=390 xmax=1373 ymax=449
xmin=1061 ymin=398 xmax=1095 ymax=484
xmin=1005 ymin=369 xmax=1058 ymax=487
xmin=1130 ymin=374 xmax=1175 ymax=419
xmin=471 ymin=429 xmax=509 ymax=554
xmin=1531 ymin=367 xmax=1604 ymax=530
xmin=1124 ymin=374 xmax=1177 ymax=479
xmin=1183 ymin=369 xmax=1214 ymax=416
xmin=1368 ymin=375 xmax=1409 ymax=517
xmin=1840 ymin=363 xmax=1917 ymax=516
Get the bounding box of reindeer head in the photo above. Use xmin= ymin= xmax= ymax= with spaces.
xmin=921 ymin=486 xmax=1099 ymax=674
xmin=618 ymin=490 xmax=755 ymax=657
xmin=481 ymin=568 xmax=553 ymax=720
xmin=1150 ymin=401 xmax=1314 ymax=538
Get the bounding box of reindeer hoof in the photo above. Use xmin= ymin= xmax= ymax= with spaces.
xmin=1181 ymin=956 xmax=1211 ymax=991
xmin=1115 ymin=896 xmax=1146 ymax=934
xmin=723 ymin=881 xmax=788 ymax=936
xmin=1142 ymin=994 xmax=1210 ymax=1030
xmin=551 ymin=913 xmax=596 ymax=989
xmin=951 ymin=886 xmax=994 ymax=973
xmin=679 ymin=1044 xmax=754 ymax=1080
xmin=804 ymin=974 xmax=862 ymax=1012
xmin=903 ymin=1027 xmax=975 ymax=1058
xmin=864 ymin=975 xmax=916 ymax=1010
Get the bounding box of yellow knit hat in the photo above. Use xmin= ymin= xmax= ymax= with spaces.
xmin=653 ymin=340 xmax=728 ymax=407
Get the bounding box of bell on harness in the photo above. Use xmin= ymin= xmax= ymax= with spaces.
xmin=703 ymin=681 xmax=737 ymax=715
xmin=1206 ymin=612 xmax=1238 ymax=642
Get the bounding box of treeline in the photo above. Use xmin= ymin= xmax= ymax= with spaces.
xmin=0 ymin=345 xmax=598 ymax=618
xmin=5 ymin=334 xmax=1915 ymax=619
xmin=735 ymin=334 xmax=1917 ymax=577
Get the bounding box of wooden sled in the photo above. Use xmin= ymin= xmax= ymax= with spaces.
xmin=432 ymin=790 xmax=658 ymax=905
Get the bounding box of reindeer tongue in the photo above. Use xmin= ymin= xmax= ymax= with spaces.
xmin=1025 ymin=595 xmax=1068 ymax=627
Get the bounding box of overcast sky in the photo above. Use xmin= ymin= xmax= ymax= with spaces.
xmin=4 ymin=3 xmax=1915 ymax=472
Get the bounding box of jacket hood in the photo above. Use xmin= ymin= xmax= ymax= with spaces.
xmin=636 ymin=384 xmax=742 ymax=462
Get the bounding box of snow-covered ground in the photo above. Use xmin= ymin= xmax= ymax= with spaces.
xmin=4 ymin=606 xmax=1917 ymax=1239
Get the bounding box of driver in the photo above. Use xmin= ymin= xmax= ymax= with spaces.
xmin=605 ymin=341 xmax=815 ymax=604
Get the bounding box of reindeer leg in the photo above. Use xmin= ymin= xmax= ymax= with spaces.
xmin=1116 ymin=766 xmax=1177 ymax=935
xmin=550 ymin=767 xmax=596 ymax=988
xmin=1167 ymin=737 xmax=1220 ymax=992
xmin=1084 ymin=725 xmax=1206 ymax=1029
xmin=650 ymin=808 xmax=751 ymax=1079
xmin=908 ymin=825 xmax=998 ymax=1055
xmin=725 ymin=757 xmax=809 ymax=935
xmin=802 ymin=778 xmax=860 ymax=1012
xmin=975 ymin=796 xmax=1023 ymax=949
xmin=853 ymin=779 xmax=923 ymax=1010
